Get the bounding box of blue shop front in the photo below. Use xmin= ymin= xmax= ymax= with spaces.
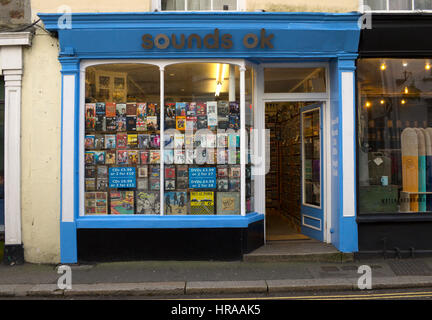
xmin=39 ymin=12 xmax=361 ymax=263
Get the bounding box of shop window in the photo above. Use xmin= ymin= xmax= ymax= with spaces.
xmin=84 ymin=62 xmax=253 ymax=216
xmin=264 ymin=67 xmax=326 ymax=94
xmin=357 ymin=58 xmax=432 ymax=214
xmin=363 ymin=0 xmax=432 ymax=11
xmin=160 ymin=0 xmax=238 ymax=11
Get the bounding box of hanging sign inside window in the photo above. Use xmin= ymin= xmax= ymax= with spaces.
xmin=189 ymin=167 xmax=217 ymax=189
xmin=109 ymin=167 xmax=136 ymax=188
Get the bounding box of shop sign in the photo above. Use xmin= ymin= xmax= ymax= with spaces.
xmin=142 ymin=28 xmax=274 ymax=50
xmin=109 ymin=167 xmax=136 ymax=188
xmin=189 ymin=167 xmax=217 ymax=189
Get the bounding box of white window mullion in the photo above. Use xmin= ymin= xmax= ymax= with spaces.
xmin=160 ymin=66 xmax=165 ymax=216
xmin=240 ymin=65 xmax=246 ymax=216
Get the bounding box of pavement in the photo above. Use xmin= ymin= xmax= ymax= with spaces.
xmin=2 ymin=257 xmax=432 ymax=297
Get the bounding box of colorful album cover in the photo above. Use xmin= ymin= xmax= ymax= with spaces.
xmin=146 ymin=116 xmax=158 ymax=131
xmin=230 ymin=165 xmax=241 ymax=178
xmin=206 ymin=133 xmax=217 ymax=148
xmin=164 ymin=132 xmax=175 ymax=149
xmin=94 ymin=151 xmax=105 ymax=164
xmin=197 ymin=116 xmax=208 ymax=130
xmin=165 ymin=192 xmax=187 ymax=215
xmin=105 ymin=102 xmax=116 ymax=117
xmin=95 ymin=115 xmax=106 ymax=132
xmin=186 ymin=116 xmax=197 ymax=131
xmin=217 ymin=149 xmax=227 ymax=164
xmin=110 ymin=191 xmax=134 ymax=215
xmin=95 ymin=102 xmax=105 ymax=115
xmin=228 ymin=149 xmax=237 ymax=164
xmin=128 ymin=134 xmax=138 ymax=148
xmin=149 ymin=177 xmax=160 ymax=190
xmin=85 ymin=135 xmax=95 ymax=149
xmin=217 ymin=178 xmax=229 ymax=191
xmin=165 ymin=102 xmax=176 ymax=118
xmin=176 ymin=177 xmax=188 ymax=190
xmin=116 ymin=133 xmax=128 ymax=149
xmin=140 ymin=150 xmax=149 ymax=164
xmin=85 ymin=114 xmax=96 ymax=131
xmin=176 ymin=116 xmax=186 ymax=131
xmin=105 ymin=150 xmax=116 ymax=164
xmin=136 ymin=191 xmax=160 ymax=215
xmin=174 ymin=133 xmax=185 ymax=149
xmin=126 ymin=103 xmax=137 ymax=116
xmin=217 ymin=133 xmax=227 ymax=148
xmin=105 ymin=117 xmax=117 ymax=131
xmin=228 ymin=133 xmax=239 ymax=148
xmin=136 ymin=103 xmax=147 ymax=131
xmin=218 ymin=116 xmax=229 ymax=130
xmin=229 ymin=102 xmax=240 ymax=114
xmin=85 ymin=192 xmax=108 ymax=215
xmin=137 ymin=103 xmax=146 ymax=118
xmin=216 ymin=192 xmax=240 ymax=215
xmin=185 ymin=134 xmax=194 ymax=148
xmin=229 ymin=114 xmax=240 ymax=130
xmin=164 ymin=149 xmax=174 ymax=164
xmin=85 ymin=178 xmax=96 ymax=191
xmin=217 ymin=166 xmax=228 ymax=178
xmin=96 ymin=178 xmax=108 ymax=191
xmin=116 ymin=150 xmax=128 ymax=164
xmin=138 ymin=165 xmax=148 ymax=178
xmin=150 ymin=134 xmax=160 ymax=148
xmin=126 ymin=116 xmax=137 ymax=131
xmin=174 ymin=150 xmax=185 ymax=164
xmin=217 ymin=101 xmax=229 ymax=116
xmin=186 ymin=102 xmax=196 ymax=117
xmin=165 ymin=166 xmax=176 ymax=179
xmin=116 ymin=103 xmax=127 ymax=117
xmin=146 ymin=103 xmax=157 ymax=117
xmin=85 ymin=165 xmax=96 ymax=178
xmin=150 ymin=165 xmax=160 ymax=177
xmin=116 ymin=116 xmax=126 ymax=131
xmin=165 ymin=117 xmax=176 ymax=130
xmin=137 ymin=178 xmax=148 ymax=190
xmin=190 ymin=191 xmax=214 ymax=215
xmin=176 ymin=102 xmax=187 ymax=117
xmin=85 ymin=151 xmax=95 ymax=164
xmin=128 ymin=150 xmax=139 ymax=165
xmin=138 ymin=134 xmax=151 ymax=149
xmin=150 ymin=150 xmax=160 ymax=164
xmin=86 ymin=103 xmax=96 ymax=118
xmin=176 ymin=165 xmax=188 ymax=178
xmin=165 ymin=179 xmax=176 ymax=191
xmin=97 ymin=165 xmax=108 ymax=178
xmin=196 ymin=102 xmax=207 ymax=116
xmin=229 ymin=179 xmax=240 ymax=191
xmin=185 ymin=149 xmax=194 ymax=164
xmin=104 ymin=134 xmax=116 ymax=149
xmin=206 ymin=101 xmax=218 ymax=127
xmin=94 ymin=134 xmax=105 ymax=149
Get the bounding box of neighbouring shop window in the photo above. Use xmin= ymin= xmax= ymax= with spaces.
xmin=264 ymin=67 xmax=326 ymax=94
xmin=161 ymin=0 xmax=238 ymax=11
xmin=363 ymin=0 xmax=432 ymax=10
xmin=84 ymin=62 xmax=252 ymax=216
xmin=357 ymin=58 xmax=432 ymax=214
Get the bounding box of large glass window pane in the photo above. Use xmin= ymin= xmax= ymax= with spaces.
xmin=84 ymin=64 xmax=161 ymax=215
xmin=162 ymin=0 xmax=186 ymax=10
xmin=389 ymin=0 xmax=413 ymax=10
xmin=264 ymin=68 xmax=326 ymax=94
xmin=302 ymin=108 xmax=321 ymax=207
xmin=415 ymin=0 xmax=432 ymax=9
xmin=164 ymin=63 xmax=241 ymax=215
xmin=188 ymin=0 xmax=211 ymax=10
xmin=213 ymin=0 xmax=237 ymax=10
xmin=357 ymin=58 xmax=432 ymax=214
xmin=364 ymin=0 xmax=388 ymax=10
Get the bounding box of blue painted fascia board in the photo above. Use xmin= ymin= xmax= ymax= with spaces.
xmin=76 ymin=212 xmax=264 ymax=229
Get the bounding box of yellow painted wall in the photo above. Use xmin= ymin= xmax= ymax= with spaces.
xmin=248 ymin=0 xmax=358 ymax=12
xmin=21 ymin=30 xmax=61 ymax=263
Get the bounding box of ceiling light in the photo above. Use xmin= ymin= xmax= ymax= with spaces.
xmin=380 ymin=99 xmax=385 ymax=105
xmin=365 ymin=101 xmax=372 ymax=108
xmin=401 ymin=99 xmax=406 ymax=105
xmin=426 ymin=63 xmax=431 ymax=70
xmin=380 ymin=63 xmax=387 ymax=71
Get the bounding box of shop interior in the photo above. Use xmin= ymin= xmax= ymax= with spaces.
xmin=265 ymin=101 xmax=318 ymax=241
